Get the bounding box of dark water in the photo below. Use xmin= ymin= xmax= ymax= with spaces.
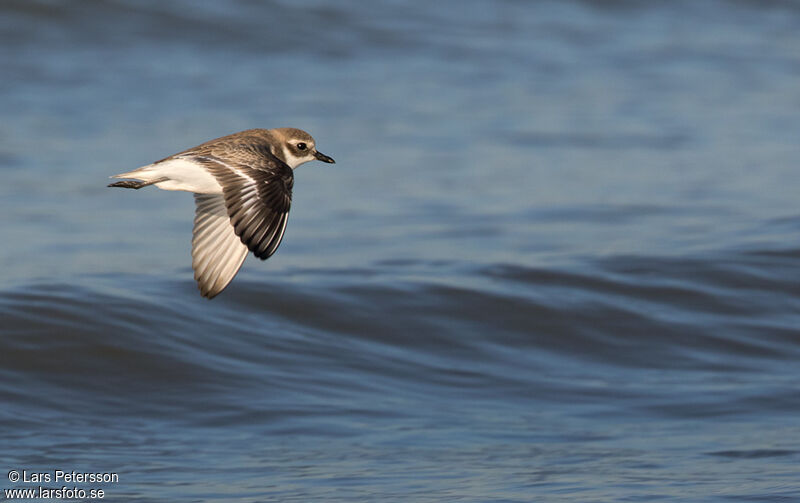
xmin=2 ymin=0 xmax=800 ymax=501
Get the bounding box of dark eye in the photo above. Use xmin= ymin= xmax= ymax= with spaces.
xmin=296 ymin=142 xmax=307 ymax=151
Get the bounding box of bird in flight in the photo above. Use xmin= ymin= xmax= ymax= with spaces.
xmin=109 ymin=128 xmax=335 ymax=298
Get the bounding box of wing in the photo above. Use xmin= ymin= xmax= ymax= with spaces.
xmin=192 ymin=194 xmax=250 ymax=298
xmin=192 ymin=154 xmax=293 ymax=261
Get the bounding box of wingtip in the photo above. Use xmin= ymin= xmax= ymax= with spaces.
xmin=199 ymin=287 xmax=219 ymax=299
xmin=197 ymin=279 xmax=228 ymax=299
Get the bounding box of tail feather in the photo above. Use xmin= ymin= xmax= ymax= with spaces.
xmin=108 ymin=177 xmax=167 ymax=189
xmin=109 ymin=166 xmax=154 ymax=180
xmin=108 ymin=158 xmax=221 ymax=193
xmin=108 ymin=164 xmax=167 ymax=189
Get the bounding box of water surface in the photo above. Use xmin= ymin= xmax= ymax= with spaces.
xmin=2 ymin=1 xmax=800 ymax=501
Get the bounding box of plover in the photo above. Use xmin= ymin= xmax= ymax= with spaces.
xmin=109 ymin=128 xmax=335 ymax=298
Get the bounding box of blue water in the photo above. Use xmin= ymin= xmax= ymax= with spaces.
xmin=2 ymin=1 xmax=800 ymax=501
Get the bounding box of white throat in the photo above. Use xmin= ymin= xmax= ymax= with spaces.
xmin=280 ymin=146 xmax=314 ymax=169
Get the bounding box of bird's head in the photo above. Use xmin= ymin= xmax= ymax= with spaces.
xmin=272 ymin=128 xmax=335 ymax=169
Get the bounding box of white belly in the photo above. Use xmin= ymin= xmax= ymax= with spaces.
xmin=113 ymin=158 xmax=223 ymax=194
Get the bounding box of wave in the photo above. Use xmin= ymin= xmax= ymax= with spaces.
xmin=2 ymin=249 xmax=799 ymax=421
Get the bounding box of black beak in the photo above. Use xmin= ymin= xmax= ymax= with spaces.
xmin=314 ymin=151 xmax=335 ymax=164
